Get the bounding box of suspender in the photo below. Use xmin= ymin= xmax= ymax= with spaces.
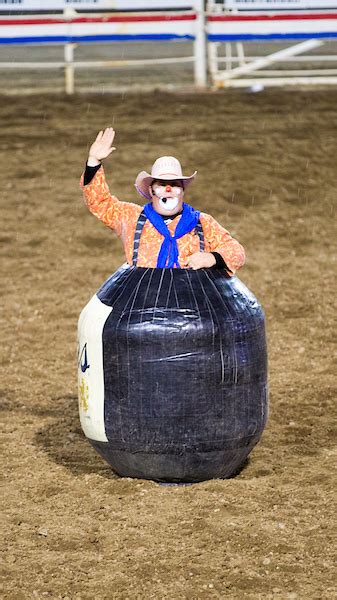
xmin=132 ymin=210 xmax=148 ymax=267
xmin=132 ymin=210 xmax=205 ymax=267
xmin=195 ymin=221 xmax=205 ymax=253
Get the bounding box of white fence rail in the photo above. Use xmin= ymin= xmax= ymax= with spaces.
xmin=1 ymin=0 xmax=337 ymax=91
xmin=0 ymin=2 xmax=206 ymax=92
xmin=207 ymin=0 xmax=337 ymax=87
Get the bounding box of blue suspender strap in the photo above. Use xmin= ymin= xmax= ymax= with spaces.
xmin=195 ymin=221 xmax=205 ymax=252
xmin=132 ymin=210 xmax=148 ymax=266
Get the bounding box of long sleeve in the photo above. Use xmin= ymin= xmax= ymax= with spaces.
xmin=200 ymin=213 xmax=245 ymax=275
xmin=211 ymin=251 xmax=228 ymax=270
xmin=83 ymin=162 xmax=101 ymax=186
xmin=80 ymin=164 xmax=142 ymax=237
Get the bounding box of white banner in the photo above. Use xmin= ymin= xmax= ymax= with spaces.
xmin=0 ymin=0 xmax=193 ymax=10
xmin=0 ymin=14 xmax=196 ymax=42
xmin=220 ymin=1 xmax=337 ymax=9
xmin=208 ymin=14 xmax=337 ymax=40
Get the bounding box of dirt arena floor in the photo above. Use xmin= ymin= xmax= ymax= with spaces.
xmin=1 ymin=88 xmax=336 ymax=599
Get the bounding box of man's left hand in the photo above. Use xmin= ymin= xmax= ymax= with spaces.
xmin=184 ymin=252 xmax=216 ymax=270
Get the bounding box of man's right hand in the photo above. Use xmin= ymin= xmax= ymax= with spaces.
xmin=87 ymin=127 xmax=116 ymax=166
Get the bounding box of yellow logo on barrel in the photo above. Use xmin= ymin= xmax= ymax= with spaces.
xmin=79 ymin=378 xmax=89 ymax=412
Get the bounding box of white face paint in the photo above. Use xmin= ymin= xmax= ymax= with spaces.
xmin=159 ymin=195 xmax=179 ymax=211
xmin=151 ymin=181 xmax=184 ymax=215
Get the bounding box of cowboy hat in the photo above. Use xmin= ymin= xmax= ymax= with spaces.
xmin=135 ymin=156 xmax=197 ymax=200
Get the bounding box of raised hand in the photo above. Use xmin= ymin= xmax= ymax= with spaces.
xmin=88 ymin=127 xmax=116 ymax=166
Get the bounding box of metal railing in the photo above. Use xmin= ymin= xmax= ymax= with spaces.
xmin=207 ymin=0 xmax=337 ymax=87
xmin=0 ymin=1 xmax=206 ymax=93
xmin=1 ymin=0 xmax=337 ymax=91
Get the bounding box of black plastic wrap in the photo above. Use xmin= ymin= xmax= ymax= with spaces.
xmin=84 ymin=266 xmax=268 ymax=482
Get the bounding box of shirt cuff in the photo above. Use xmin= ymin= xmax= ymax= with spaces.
xmin=211 ymin=252 xmax=229 ymax=270
xmin=83 ymin=162 xmax=102 ymax=186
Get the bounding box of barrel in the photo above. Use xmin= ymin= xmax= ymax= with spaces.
xmin=78 ymin=265 xmax=268 ymax=483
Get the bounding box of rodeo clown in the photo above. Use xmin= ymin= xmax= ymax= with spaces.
xmin=81 ymin=127 xmax=245 ymax=273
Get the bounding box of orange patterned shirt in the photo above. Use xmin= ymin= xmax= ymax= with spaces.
xmin=80 ymin=166 xmax=245 ymax=275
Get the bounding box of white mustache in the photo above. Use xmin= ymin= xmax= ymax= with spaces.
xmin=158 ymin=196 xmax=179 ymax=211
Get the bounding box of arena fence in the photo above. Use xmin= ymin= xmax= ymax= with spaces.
xmin=207 ymin=0 xmax=337 ymax=87
xmin=0 ymin=1 xmax=206 ymax=93
xmin=1 ymin=0 xmax=337 ymax=92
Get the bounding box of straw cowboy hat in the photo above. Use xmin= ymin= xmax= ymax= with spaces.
xmin=135 ymin=156 xmax=197 ymax=201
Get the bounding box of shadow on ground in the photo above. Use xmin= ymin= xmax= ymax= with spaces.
xmin=33 ymin=395 xmax=118 ymax=479
xmin=33 ymin=394 xmax=250 ymax=482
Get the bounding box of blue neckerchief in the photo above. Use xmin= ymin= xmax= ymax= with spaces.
xmin=143 ymin=202 xmax=200 ymax=268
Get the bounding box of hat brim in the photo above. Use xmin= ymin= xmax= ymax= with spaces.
xmin=135 ymin=170 xmax=197 ymax=201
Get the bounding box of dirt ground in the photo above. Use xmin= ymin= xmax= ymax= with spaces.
xmin=1 ymin=89 xmax=336 ymax=599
